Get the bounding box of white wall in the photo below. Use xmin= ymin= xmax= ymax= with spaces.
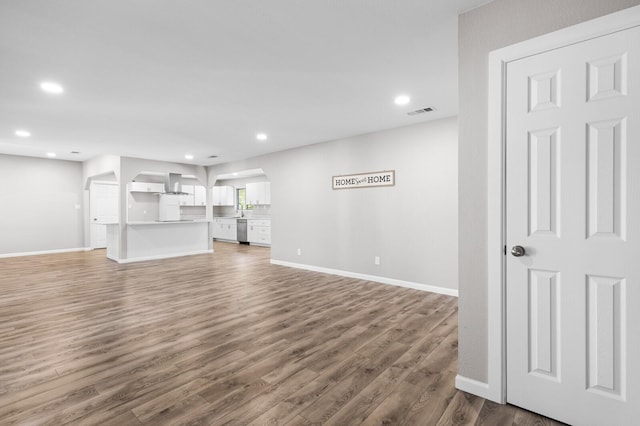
xmin=82 ymin=154 xmax=121 ymax=187
xmin=457 ymin=0 xmax=640 ymax=384
xmin=0 ymin=154 xmax=84 ymax=255
xmin=209 ymin=117 xmax=459 ymax=292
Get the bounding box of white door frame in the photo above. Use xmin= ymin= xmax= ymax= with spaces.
xmin=484 ymin=5 xmax=640 ymax=404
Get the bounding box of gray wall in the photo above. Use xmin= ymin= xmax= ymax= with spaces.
xmin=0 ymin=154 xmax=84 ymax=255
xmin=458 ymin=0 xmax=640 ymax=383
xmin=210 ymin=117 xmax=459 ymax=291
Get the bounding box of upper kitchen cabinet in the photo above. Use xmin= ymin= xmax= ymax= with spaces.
xmin=193 ymin=185 xmax=206 ymax=206
xmin=180 ymin=185 xmax=194 ymax=206
xmin=129 ymin=181 xmax=165 ymax=193
xmin=246 ymin=182 xmax=271 ymax=205
xmin=212 ymin=186 xmax=235 ymax=206
xmin=179 ymin=184 xmax=206 ymax=206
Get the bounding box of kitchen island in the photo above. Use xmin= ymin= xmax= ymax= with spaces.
xmin=106 ymin=220 xmax=212 ymax=263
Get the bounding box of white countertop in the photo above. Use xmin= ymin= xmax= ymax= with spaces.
xmin=127 ymin=219 xmax=211 ymax=225
xmin=213 ymin=216 xmax=271 ymax=220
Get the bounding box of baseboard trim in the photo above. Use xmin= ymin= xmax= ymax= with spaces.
xmin=270 ymin=259 xmax=458 ymax=297
xmin=455 ymin=375 xmax=502 ymax=403
xmin=0 ymin=247 xmax=91 ymax=258
xmin=112 ymin=249 xmax=214 ymax=264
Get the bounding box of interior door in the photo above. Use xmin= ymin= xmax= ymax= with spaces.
xmin=506 ymin=25 xmax=639 ymax=425
xmin=90 ymin=181 xmax=119 ymax=249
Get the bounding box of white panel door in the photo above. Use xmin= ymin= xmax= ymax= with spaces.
xmin=90 ymin=181 xmax=119 ymax=249
xmin=506 ymin=26 xmax=639 ymax=425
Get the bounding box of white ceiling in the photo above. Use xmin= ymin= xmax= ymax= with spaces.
xmin=0 ymin=0 xmax=488 ymax=165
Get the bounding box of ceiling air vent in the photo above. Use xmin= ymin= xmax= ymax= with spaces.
xmin=208 ymin=155 xmax=218 ymax=159
xmin=407 ymin=107 xmax=436 ymax=116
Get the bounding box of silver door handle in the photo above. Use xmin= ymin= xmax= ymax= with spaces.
xmin=511 ymin=246 xmax=526 ymax=257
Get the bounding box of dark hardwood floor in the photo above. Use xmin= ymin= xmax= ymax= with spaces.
xmin=0 ymin=242 xmax=563 ymax=425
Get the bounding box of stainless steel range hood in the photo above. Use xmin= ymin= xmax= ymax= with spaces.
xmin=164 ymin=173 xmax=186 ymax=194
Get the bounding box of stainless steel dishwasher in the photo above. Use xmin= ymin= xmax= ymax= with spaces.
xmin=236 ymin=219 xmax=248 ymax=244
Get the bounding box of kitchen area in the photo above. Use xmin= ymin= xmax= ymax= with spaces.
xmin=103 ymin=166 xmax=271 ymax=263
xmin=211 ymin=168 xmax=272 ymax=247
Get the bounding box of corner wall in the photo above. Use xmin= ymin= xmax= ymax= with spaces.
xmin=0 ymin=154 xmax=84 ymax=255
xmin=458 ymin=0 xmax=640 ymax=384
xmin=209 ymin=117 xmax=459 ymax=293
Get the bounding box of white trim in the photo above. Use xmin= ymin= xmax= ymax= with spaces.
xmin=270 ymin=259 xmax=458 ymax=297
xmin=110 ymin=249 xmax=213 ymax=264
xmin=0 ymin=247 xmax=91 ymax=258
xmin=486 ymin=4 xmax=640 ymax=405
xmin=90 ymin=180 xmax=118 ymax=186
xmin=455 ymin=375 xmax=492 ymax=400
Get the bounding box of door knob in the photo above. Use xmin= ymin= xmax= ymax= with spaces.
xmin=511 ymin=246 xmax=526 ymax=257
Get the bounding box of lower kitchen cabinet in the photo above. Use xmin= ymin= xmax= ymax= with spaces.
xmin=212 ymin=218 xmax=237 ymax=241
xmin=247 ymin=219 xmax=271 ymax=245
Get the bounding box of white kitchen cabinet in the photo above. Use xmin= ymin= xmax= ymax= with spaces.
xmin=194 ymin=185 xmax=206 ymax=206
xmin=212 ymin=186 xmax=235 ymax=206
xmin=213 ymin=218 xmax=237 ymax=241
xmin=129 ymin=182 xmax=165 ymax=193
xmin=246 ymin=182 xmax=271 ymax=205
xmin=180 ymin=185 xmax=195 ymax=206
xmin=247 ymin=219 xmax=271 ymax=245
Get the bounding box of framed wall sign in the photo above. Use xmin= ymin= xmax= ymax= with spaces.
xmin=332 ymin=170 xmax=395 ymax=190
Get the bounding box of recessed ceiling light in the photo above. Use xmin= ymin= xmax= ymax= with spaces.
xmin=185 ymin=154 xmax=194 ymax=160
xmin=394 ymin=95 xmax=411 ymax=105
xmin=15 ymin=130 xmax=31 ymax=138
xmin=46 ymin=152 xmax=56 ymax=158
xmin=40 ymin=81 xmax=64 ymax=94
xmin=256 ymin=133 xmax=268 ymax=141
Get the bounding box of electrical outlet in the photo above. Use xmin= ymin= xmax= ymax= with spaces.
xmin=374 ymin=256 xmax=380 ymax=265
xmin=297 ymin=248 xmax=302 ymax=256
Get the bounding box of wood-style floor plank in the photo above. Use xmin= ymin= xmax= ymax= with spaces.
xmin=0 ymin=242 xmax=562 ymax=425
